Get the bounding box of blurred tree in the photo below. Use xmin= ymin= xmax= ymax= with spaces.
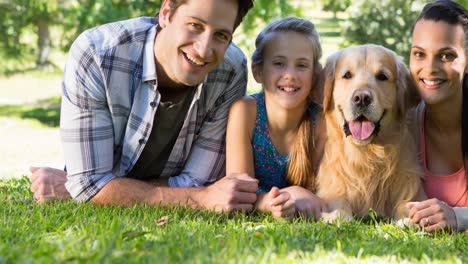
xmin=340 ymin=0 xmax=430 ymax=60
xmin=322 ymin=0 xmax=351 ymax=18
xmin=0 ymin=0 xmax=298 ymax=70
xmin=239 ymin=0 xmax=299 ymax=55
xmin=60 ymin=0 xmax=161 ymax=51
xmin=0 ymin=0 xmax=60 ymax=68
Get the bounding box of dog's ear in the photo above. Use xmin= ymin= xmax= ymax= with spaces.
xmin=396 ymin=57 xmax=420 ymax=119
xmin=323 ymin=51 xmax=341 ymax=112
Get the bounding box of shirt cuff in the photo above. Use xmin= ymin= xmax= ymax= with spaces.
xmin=453 ymin=207 xmax=468 ymax=231
xmin=168 ymin=175 xmax=202 ymax=188
xmin=65 ymin=173 xmax=116 ymax=202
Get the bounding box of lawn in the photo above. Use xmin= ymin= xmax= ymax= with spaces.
xmin=1 ymin=177 xmax=467 ymax=263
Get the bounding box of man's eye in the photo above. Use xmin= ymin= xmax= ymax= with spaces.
xmin=215 ymin=32 xmax=229 ymax=42
xmin=189 ymin=23 xmax=202 ymax=30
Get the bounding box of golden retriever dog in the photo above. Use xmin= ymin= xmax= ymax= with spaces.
xmin=316 ymin=44 xmax=424 ymax=221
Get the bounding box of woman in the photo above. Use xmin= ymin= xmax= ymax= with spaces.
xmin=407 ymin=0 xmax=468 ymax=232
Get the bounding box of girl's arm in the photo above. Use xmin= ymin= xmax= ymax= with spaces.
xmin=226 ymin=96 xmax=256 ymax=177
xmin=226 ymin=97 xmax=295 ymax=218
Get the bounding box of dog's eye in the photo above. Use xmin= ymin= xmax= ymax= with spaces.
xmin=376 ymin=72 xmax=388 ymax=81
xmin=342 ymin=71 xmax=352 ymax=79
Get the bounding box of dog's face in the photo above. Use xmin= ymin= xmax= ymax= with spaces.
xmin=323 ymin=45 xmax=419 ymax=146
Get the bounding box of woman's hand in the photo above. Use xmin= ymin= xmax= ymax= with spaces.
xmin=407 ymin=198 xmax=457 ymax=232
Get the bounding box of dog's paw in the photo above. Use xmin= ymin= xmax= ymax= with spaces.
xmin=395 ymin=217 xmax=418 ymax=229
xmin=321 ymin=209 xmax=353 ymax=223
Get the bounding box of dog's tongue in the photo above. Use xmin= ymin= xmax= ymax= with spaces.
xmin=349 ymin=120 xmax=375 ymax=140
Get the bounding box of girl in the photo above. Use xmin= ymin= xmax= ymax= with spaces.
xmin=226 ymin=17 xmax=327 ymax=219
xmin=407 ymin=0 xmax=468 ymax=232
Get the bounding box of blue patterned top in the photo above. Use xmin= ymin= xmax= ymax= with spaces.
xmin=251 ymin=93 xmax=319 ymax=193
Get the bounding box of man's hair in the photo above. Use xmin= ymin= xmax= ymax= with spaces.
xmin=156 ymin=0 xmax=254 ymax=30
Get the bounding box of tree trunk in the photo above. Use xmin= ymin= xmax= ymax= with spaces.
xmin=36 ymin=19 xmax=50 ymax=68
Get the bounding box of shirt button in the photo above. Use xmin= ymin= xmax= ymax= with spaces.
xmin=139 ymin=139 xmax=145 ymax=144
xmin=150 ymin=102 xmax=156 ymax=107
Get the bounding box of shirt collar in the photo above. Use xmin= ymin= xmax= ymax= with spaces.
xmin=141 ymin=25 xmax=157 ymax=84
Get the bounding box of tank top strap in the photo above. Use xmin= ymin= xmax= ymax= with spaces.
xmin=251 ymin=93 xmax=268 ymax=131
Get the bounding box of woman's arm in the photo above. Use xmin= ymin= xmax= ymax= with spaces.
xmin=453 ymin=207 xmax=468 ymax=232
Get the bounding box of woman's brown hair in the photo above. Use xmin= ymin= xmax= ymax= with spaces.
xmin=415 ymin=0 xmax=468 ymax=189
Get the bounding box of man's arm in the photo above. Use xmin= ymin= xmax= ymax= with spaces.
xmin=92 ymin=173 xmax=258 ymax=212
xmin=29 ymin=167 xmax=259 ymax=212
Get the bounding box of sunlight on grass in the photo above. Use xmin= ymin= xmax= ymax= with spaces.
xmin=0 ymin=177 xmax=466 ymax=263
xmin=0 ymin=72 xmax=62 ymax=103
xmin=0 ymin=96 xmax=61 ymax=127
xmin=0 ymin=117 xmax=63 ymax=179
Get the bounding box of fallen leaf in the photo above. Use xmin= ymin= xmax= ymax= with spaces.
xmin=155 ymin=216 xmax=169 ymax=226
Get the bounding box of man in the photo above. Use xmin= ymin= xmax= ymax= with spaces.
xmin=30 ymin=0 xmax=258 ymax=212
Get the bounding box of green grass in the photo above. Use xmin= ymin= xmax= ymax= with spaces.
xmin=0 ymin=97 xmax=61 ymax=127
xmin=1 ymin=177 xmax=467 ymax=263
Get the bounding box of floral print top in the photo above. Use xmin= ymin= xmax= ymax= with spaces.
xmin=251 ymin=93 xmax=318 ymax=193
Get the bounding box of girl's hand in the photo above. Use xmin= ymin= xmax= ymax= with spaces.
xmin=282 ymin=186 xmax=329 ymax=220
xmin=269 ymin=187 xmax=296 ymax=219
xmin=407 ymin=198 xmax=457 ymax=232
xmin=257 ymin=187 xmax=295 ymax=219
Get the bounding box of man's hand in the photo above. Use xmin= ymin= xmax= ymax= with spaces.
xmin=29 ymin=167 xmax=71 ymax=202
xmin=197 ymin=173 xmax=258 ymax=213
xmin=407 ymin=198 xmax=457 ymax=232
xmin=282 ymin=186 xmax=329 ymax=220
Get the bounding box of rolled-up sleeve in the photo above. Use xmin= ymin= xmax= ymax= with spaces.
xmin=61 ymin=33 xmax=116 ymax=201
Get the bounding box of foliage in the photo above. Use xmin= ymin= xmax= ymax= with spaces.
xmin=340 ymin=0 xmax=430 ymax=60
xmin=238 ymin=0 xmax=300 ymax=55
xmin=60 ymin=0 xmax=162 ymax=51
xmin=1 ymin=177 xmax=467 ymax=263
xmin=322 ymin=0 xmax=351 ymax=15
xmin=0 ymin=0 xmax=299 ymax=69
xmin=0 ymin=0 xmax=60 ymax=64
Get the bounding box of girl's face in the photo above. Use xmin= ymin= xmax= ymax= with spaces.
xmin=410 ymin=19 xmax=467 ymax=106
xmin=253 ymin=32 xmax=315 ymax=110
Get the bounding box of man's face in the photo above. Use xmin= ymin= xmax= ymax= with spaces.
xmin=155 ymin=0 xmax=238 ymax=88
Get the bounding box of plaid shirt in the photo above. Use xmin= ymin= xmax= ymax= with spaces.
xmin=61 ymin=17 xmax=247 ymax=201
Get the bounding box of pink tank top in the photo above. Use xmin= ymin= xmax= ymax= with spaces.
xmin=421 ymin=111 xmax=468 ymax=207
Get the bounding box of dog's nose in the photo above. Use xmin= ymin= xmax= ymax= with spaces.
xmin=352 ymin=89 xmax=372 ymax=108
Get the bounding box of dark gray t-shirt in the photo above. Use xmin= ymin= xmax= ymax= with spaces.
xmin=128 ymin=89 xmax=195 ymax=180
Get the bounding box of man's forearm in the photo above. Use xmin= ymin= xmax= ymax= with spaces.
xmin=91 ymin=177 xmax=204 ymax=208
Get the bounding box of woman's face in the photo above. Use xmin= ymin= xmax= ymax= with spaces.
xmin=410 ymin=19 xmax=467 ymax=106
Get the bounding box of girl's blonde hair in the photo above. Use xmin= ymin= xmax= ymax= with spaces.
xmin=252 ymin=17 xmax=323 ymax=189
